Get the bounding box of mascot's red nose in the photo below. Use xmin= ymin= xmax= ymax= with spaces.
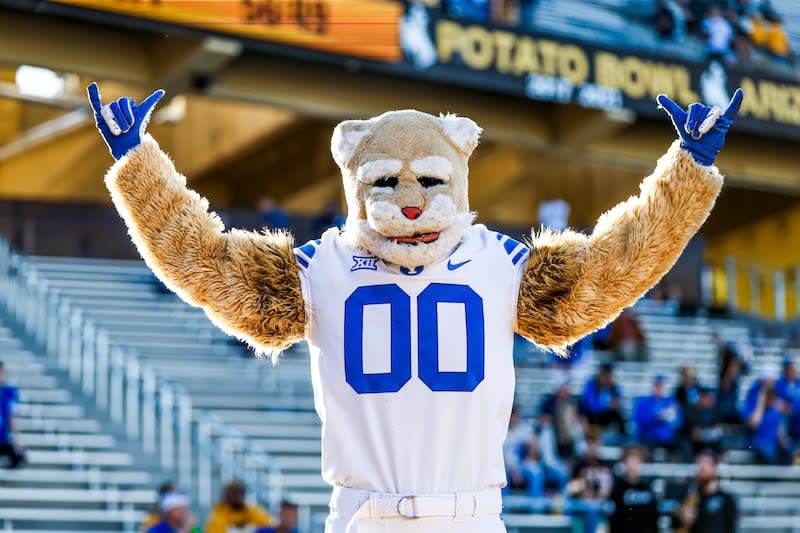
xmin=401 ymin=207 xmax=422 ymax=220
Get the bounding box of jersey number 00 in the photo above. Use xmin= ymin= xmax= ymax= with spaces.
xmin=344 ymin=283 xmax=485 ymax=394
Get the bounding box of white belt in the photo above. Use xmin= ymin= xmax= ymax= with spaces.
xmin=330 ymin=486 xmax=503 ymax=520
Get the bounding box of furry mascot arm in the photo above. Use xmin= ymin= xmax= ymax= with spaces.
xmin=517 ymin=90 xmax=743 ymax=354
xmin=88 ymin=84 xmax=306 ymax=356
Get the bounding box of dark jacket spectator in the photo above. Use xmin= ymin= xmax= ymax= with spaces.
xmin=258 ymin=197 xmax=291 ymax=231
xmin=608 ymin=311 xmax=647 ymax=362
xmin=672 ymin=451 xmax=738 ymax=533
xmin=687 ymin=387 xmax=723 ymax=455
xmin=540 ymin=376 xmax=584 ymax=459
xmin=567 ymin=428 xmax=613 ymax=501
xmin=717 ymin=347 xmax=744 ymax=424
xmin=580 ymin=363 xmax=625 ymax=433
xmin=675 ymin=366 xmax=701 ymax=411
xmin=608 ymin=445 xmax=658 ymax=533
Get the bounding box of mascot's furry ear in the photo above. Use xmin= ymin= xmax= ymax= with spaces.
xmin=439 ymin=114 xmax=482 ymax=155
xmin=331 ymin=119 xmax=374 ymax=170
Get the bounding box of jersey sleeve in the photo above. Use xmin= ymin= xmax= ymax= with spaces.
xmin=493 ymin=231 xmax=531 ymax=325
xmin=292 ymin=227 xmax=339 ymax=337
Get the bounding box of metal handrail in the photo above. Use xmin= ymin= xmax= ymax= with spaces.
xmin=0 ymin=240 xmax=284 ymax=513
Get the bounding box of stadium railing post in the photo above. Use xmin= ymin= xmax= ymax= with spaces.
xmin=177 ymin=391 xmax=192 ymax=493
xmin=142 ymin=366 xmax=157 ymax=454
xmin=96 ymin=330 xmax=110 ymax=409
xmin=775 ymin=269 xmax=786 ymax=322
xmin=750 ymin=264 xmax=761 ymax=316
xmin=197 ymin=417 xmax=213 ymax=508
xmin=110 ymin=346 xmax=125 ymax=424
xmin=159 ymin=385 xmax=174 ymax=471
xmin=125 ymin=354 xmax=140 ymax=440
xmin=82 ymin=320 xmax=97 ymax=396
xmin=68 ymin=308 xmax=83 ymax=382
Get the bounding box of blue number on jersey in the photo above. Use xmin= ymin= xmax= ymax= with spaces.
xmin=417 ymin=284 xmax=485 ymax=392
xmin=344 ymin=284 xmax=412 ymax=393
xmin=344 ymin=283 xmax=485 ymax=394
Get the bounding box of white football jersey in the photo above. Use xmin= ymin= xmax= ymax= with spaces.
xmin=295 ymin=224 xmax=529 ymax=493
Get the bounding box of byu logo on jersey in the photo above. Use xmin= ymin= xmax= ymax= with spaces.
xmin=351 ymin=256 xmax=379 ymax=272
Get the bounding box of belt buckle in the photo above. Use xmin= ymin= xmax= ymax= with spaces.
xmin=397 ymin=495 xmax=418 ymax=519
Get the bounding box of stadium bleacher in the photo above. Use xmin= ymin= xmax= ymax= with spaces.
xmin=0 ymin=327 xmax=153 ymax=532
xmin=1 ymin=245 xmax=800 ymax=532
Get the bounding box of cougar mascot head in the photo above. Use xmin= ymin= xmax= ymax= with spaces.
xmin=331 ymin=110 xmax=482 ymax=268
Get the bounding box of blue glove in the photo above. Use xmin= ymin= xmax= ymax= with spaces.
xmin=87 ymin=82 xmax=165 ymax=160
xmin=657 ymin=88 xmax=743 ymax=166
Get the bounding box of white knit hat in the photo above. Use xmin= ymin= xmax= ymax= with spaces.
xmin=160 ymin=491 xmax=190 ymax=512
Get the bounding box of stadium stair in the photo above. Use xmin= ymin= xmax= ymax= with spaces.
xmin=0 ymin=324 xmax=155 ymax=532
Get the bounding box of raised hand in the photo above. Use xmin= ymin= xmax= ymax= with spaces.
xmin=87 ymin=82 xmax=165 ymax=160
xmin=657 ymin=88 xmax=744 ymax=166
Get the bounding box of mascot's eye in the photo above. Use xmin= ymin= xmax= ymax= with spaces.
xmin=418 ymin=176 xmax=445 ymax=188
xmin=374 ymin=177 xmax=398 ymax=188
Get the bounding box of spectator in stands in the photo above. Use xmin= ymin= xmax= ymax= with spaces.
xmin=312 ymin=199 xmax=345 ymax=236
xmin=675 ymin=365 xmax=700 ymax=441
xmin=776 ymin=354 xmax=800 ymax=406
xmin=504 ymin=404 xmax=536 ymax=493
xmin=717 ymin=345 xmax=745 ymax=424
xmin=565 ymin=427 xmax=612 ymax=533
xmin=701 ymin=5 xmax=737 ymax=64
xmin=141 ymin=481 xmax=177 ymax=532
xmin=258 ymin=197 xmax=291 ymax=232
xmin=675 ymin=366 xmax=701 ymax=411
xmin=254 ymin=501 xmax=299 ymax=533
xmin=672 ymin=450 xmax=738 ymax=533
xmin=743 ymin=5 xmax=793 ymax=62
xmin=507 ymin=431 xmax=547 ymax=498
xmin=633 ymin=375 xmax=686 ymax=458
xmin=608 ymin=310 xmax=648 ymax=362
xmin=540 ymin=375 xmax=585 ymax=459
xmin=580 ymin=363 xmax=626 ymax=434
xmin=608 ymin=444 xmax=658 ymax=533
xmin=687 ymin=387 xmax=724 ymax=455
xmin=742 ymin=363 xmax=792 ymax=465
xmin=205 ymin=480 xmax=272 ymax=533
xmin=567 ymin=427 xmax=613 ymax=501
xmin=146 ymin=491 xmax=199 ymax=533
xmin=0 ymin=362 xmax=24 ymax=468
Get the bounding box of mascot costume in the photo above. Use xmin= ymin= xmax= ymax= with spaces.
xmin=88 ymin=81 xmax=742 ymax=533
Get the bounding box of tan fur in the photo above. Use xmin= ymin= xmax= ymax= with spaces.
xmin=104 ymin=135 xmax=306 ymax=359
xmin=517 ymin=140 xmax=723 ymax=354
xmin=332 ymin=111 xmax=480 ymax=267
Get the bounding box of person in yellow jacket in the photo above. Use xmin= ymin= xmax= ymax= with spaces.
xmin=205 ymin=480 xmax=272 ymax=533
xmin=746 ymin=8 xmax=792 ymax=61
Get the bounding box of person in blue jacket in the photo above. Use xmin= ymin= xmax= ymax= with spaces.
xmin=775 ymin=355 xmax=800 ymax=406
xmin=742 ymin=363 xmax=791 ymax=465
xmin=633 ymin=375 xmax=685 ymax=457
xmin=581 ymin=363 xmax=626 ymax=433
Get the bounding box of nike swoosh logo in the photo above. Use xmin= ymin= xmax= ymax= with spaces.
xmin=447 ymin=259 xmax=471 ymax=271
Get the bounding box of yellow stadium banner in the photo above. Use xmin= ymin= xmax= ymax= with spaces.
xmin=50 ymin=0 xmax=404 ymax=61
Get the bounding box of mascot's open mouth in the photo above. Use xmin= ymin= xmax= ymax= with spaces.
xmin=390 ymin=231 xmax=441 ymax=245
